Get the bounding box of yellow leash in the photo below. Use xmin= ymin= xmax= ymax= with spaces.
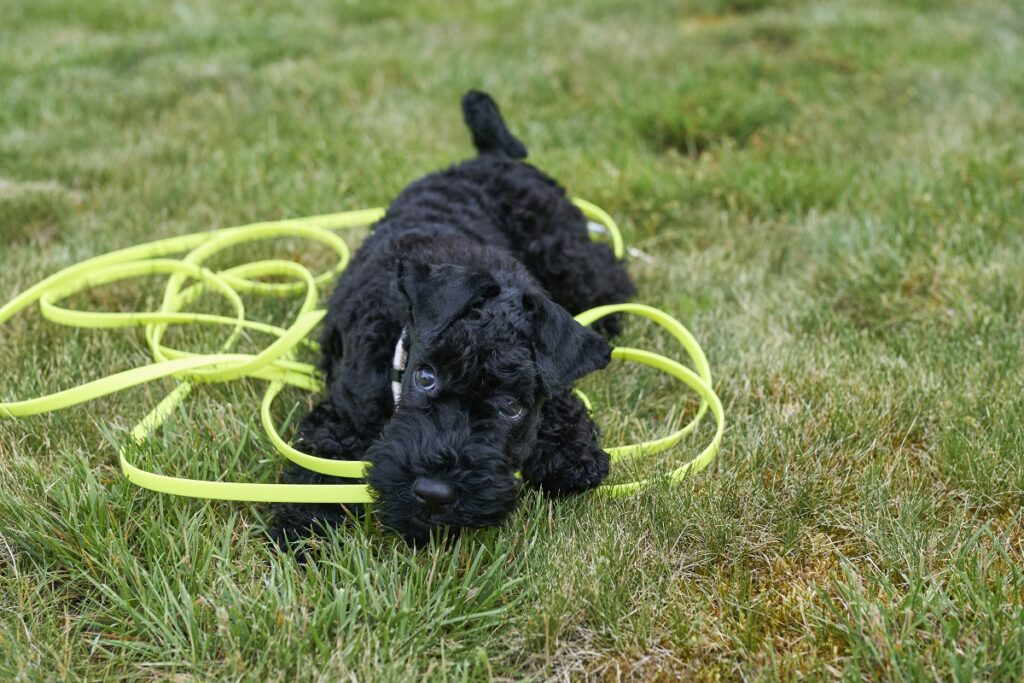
xmin=0 ymin=200 xmax=723 ymax=503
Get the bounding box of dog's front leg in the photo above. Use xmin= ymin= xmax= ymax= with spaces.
xmin=521 ymin=391 xmax=610 ymax=495
xmin=268 ymin=401 xmax=372 ymax=552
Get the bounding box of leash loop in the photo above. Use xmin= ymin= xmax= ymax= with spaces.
xmin=0 ymin=202 xmax=721 ymax=502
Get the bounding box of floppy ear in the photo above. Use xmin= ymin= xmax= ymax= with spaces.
xmin=526 ymin=293 xmax=612 ymax=394
xmin=398 ymin=260 xmax=500 ymax=344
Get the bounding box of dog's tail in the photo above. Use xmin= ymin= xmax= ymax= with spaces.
xmin=461 ymin=90 xmax=528 ymax=159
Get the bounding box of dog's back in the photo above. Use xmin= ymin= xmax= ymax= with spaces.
xmin=364 ymin=92 xmax=632 ymax=310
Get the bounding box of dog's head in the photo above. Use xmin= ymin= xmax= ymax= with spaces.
xmin=365 ymin=257 xmax=610 ymax=542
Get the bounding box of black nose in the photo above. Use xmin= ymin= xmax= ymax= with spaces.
xmin=412 ymin=478 xmax=455 ymax=510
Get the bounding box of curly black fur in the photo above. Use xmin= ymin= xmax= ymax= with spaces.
xmin=270 ymin=91 xmax=635 ymax=546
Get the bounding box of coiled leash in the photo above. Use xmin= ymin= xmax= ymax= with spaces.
xmin=0 ymin=199 xmax=723 ymax=503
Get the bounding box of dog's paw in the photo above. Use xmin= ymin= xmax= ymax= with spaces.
xmin=588 ymin=312 xmax=623 ymax=339
xmin=265 ymin=519 xmax=317 ymax=563
xmin=266 ymin=502 xmax=362 ymax=560
xmin=527 ymin=442 xmax=610 ymax=496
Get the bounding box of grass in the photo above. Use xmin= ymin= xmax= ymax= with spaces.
xmin=1 ymin=0 xmax=1023 ymax=679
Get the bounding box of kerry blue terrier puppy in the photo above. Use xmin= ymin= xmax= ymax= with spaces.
xmin=271 ymin=91 xmax=635 ymax=545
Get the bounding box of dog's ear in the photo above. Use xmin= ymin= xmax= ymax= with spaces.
xmin=525 ymin=293 xmax=611 ymax=394
xmin=398 ymin=260 xmax=500 ymax=344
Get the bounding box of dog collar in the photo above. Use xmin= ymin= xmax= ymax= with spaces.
xmin=390 ymin=328 xmax=408 ymax=405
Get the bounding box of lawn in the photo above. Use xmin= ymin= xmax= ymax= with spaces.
xmin=2 ymin=0 xmax=1023 ymax=679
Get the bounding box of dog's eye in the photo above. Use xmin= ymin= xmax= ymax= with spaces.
xmin=413 ymin=366 xmax=437 ymax=391
xmin=497 ymin=397 xmax=525 ymax=420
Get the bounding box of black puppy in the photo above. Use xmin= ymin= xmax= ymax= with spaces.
xmin=271 ymin=92 xmax=635 ymax=545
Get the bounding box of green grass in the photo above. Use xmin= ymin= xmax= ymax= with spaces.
xmin=2 ymin=0 xmax=1023 ymax=679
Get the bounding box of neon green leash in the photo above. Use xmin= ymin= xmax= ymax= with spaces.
xmin=0 ymin=200 xmax=723 ymax=503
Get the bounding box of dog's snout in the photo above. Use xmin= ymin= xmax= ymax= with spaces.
xmin=412 ymin=477 xmax=455 ymax=510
